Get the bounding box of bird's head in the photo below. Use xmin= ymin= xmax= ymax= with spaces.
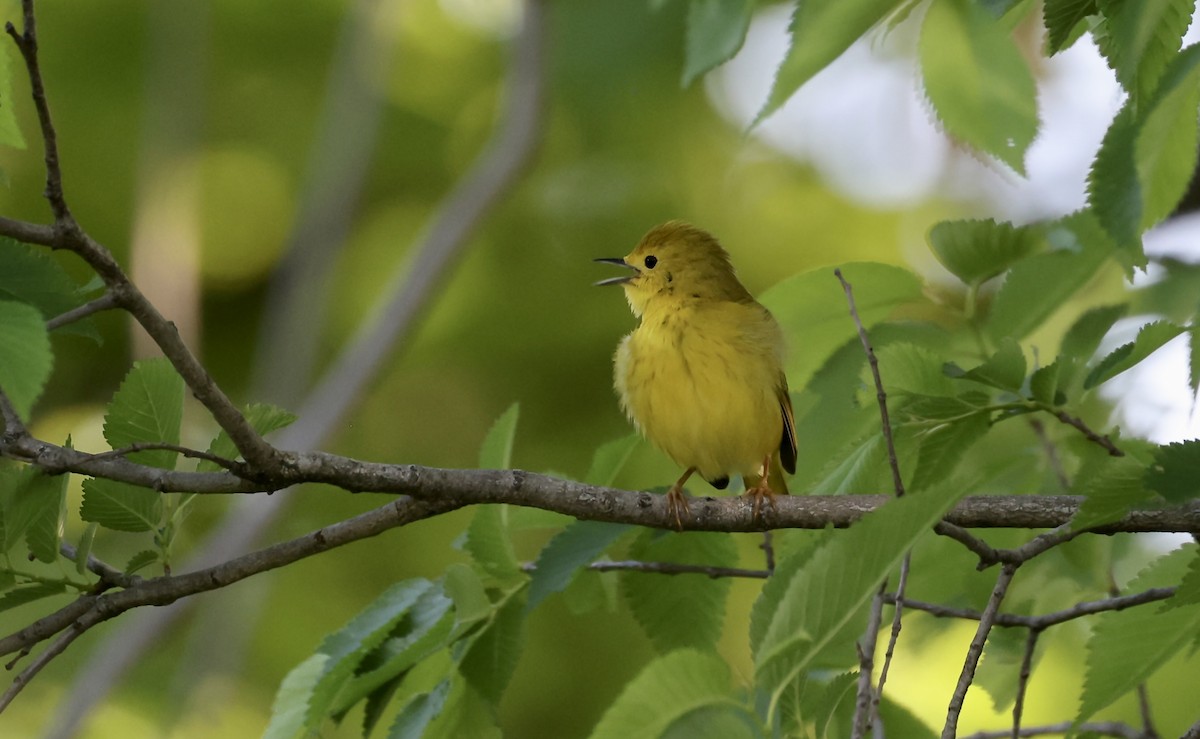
xmin=595 ymin=221 xmax=752 ymax=317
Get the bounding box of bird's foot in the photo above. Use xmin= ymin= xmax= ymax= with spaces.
xmin=665 ymin=485 xmax=691 ymax=530
xmin=744 ymin=483 xmax=778 ymax=522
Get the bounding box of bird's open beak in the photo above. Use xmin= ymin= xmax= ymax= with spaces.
xmin=593 ymin=257 xmax=636 ymax=286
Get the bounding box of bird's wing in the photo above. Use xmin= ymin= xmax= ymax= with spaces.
xmin=776 ymin=374 xmax=797 ymax=475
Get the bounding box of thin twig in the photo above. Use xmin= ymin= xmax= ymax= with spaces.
xmin=5 ymin=0 xmax=71 ymax=223
xmin=0 ymin=496 xmax=461 ymax=660
xmin=3 ymin=0 xmax=278 ymax=471
xmin=1010 ymin=628 xmax=1039 ymax=739
xmin=1027 ymin=418 xmax=1069 ymax=491
xmin=58 ymin=542 xmax=136 ymax=589
xmin=45 ymin=292 xmax=119 ymax=330
xmin=760 ymin=530 xmax=776 ymax=573
xmin=85 ymin=442 xmax=240 ymax=471
xmin=836 ymin=268 xmax=910 ymax=738
xmin=1050 ymin=409 xmax=1123 ymax=457
xmin=0 ymin=624 xmax=84 ymax=712
xmin=0 ymin=390 xmax=28 ymax=435
xmin=884 ymin=586 xmax=1175 ymax=630
xmin=521 ymin=559 xmax=771 ymax=579
xmin=873 ymin=552 xmax=910 ymax=719
xmin=1135 ymin=683 xmax=1158 ymax=739
xmin=935 ymin=521 xmax=1003 ymax=567
xmin=834 ymin=268 xmax=905 ymax=497
xmin=943 ymin=563 xmax=1018 ymax=738
xmin=962 ymin=720 xmax=1144 ymax=739
xmin=853 ymin=582 xmax=887 ymax=738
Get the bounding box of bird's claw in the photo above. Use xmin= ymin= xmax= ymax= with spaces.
xmin=745 ymin=485 xmax=778 ymax=522
xmin=665 ymin=485 xmax=691 ymax=530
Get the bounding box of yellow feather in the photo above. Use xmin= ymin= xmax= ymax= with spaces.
xmin=599 ymin=221 xmax=796 ymax=522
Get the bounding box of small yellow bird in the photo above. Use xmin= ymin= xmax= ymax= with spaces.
xmin=596 ymin=221 xmax=797 ymax=527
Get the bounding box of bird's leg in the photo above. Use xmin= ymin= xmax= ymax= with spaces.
xmin=666 ymin=467 xmax=695 ymax=530
xmin=744 ymin=454 xmax=779 ymax=521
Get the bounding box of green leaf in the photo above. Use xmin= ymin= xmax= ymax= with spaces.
xmin=1084 ymin=320 xmax=1186 ymax=389
xmin=871 ymin=343 xmax=956 ymax=397
xmin=457 ymin=588 xmax=528 ymax=705
xmin=0 ymin=582 xmax=65 ymax=614
xmin=0 ymin=300 xmax=52 ymax=419
xmin=1072 ymin=456 xmax=1155 ymax=529
xmin=479 ymin=402 xmax=519 ymax=469
xmin=1134 ymin=42 xmax=1200 ymax=229
xmin=919 ymin=0 xmax=1038 ymax=173
xmin=331 ymin=585 xmax=455 ymax=717
xmin=16 ymin=464 xmax=67 ymax=564
xmin=811 ymin=434 xmax=886 ymax=495
xmin=442 ymin=564 xmax=492 ymax=639
xmin=1045 ymin=0 xmax=1097 ymax=54
xmin=947 ymin=338 xmax=1026 ymax=392
xmin=583 ymin=433 xmax=641 ymax=488
xmin=80 ymin=478 xmax=162 ymax=533
xmin=589 ymin=649 xmax=752 ymax=739
xmin=0 ymin=45 xmax=26 ymax=149
xmin=808 ymin=672 xmax=858 ymax=739
xmin=1 ymin=465 xmax=44 ymax=552
xmin=1190 ymin=325 xmax=1200 ymax=402
xmin=910 ymin=412 xmax=991 ymax=493
xmin=124 ymin=549 xmax=160 ymax=575
xmin=1088 ymin=102 xmax=1144 ymax=257
xmin=1098 ymin=0 xmax=1194 ymax=103
xmin=620 ymin=530 xmax=737 ymax=652
xmin=682 ymin=0 xmax=753 ymax=87
xmin=74 ymin=522 xmax=98 ymax=576
xmin=0 ymin=239 xmax=87 ymax=326
xmin=757 ymin=0 xmax=900 ymax=121
xmin=387 ymin=680 xmax=452 ymax=739
xmin=463 ymin=506 xmax=522 ymax=584
xmin=1029 ymin=360 xmax=1062 ymax=405
xmin=305 ymin=579 xmax=437 ymax=727
xmin=986 ymin=214 xmax=1112 ymax=340
xmin=526 ymin=520 xmax=631 ymax=611
xmin=1060 ymin=304 xmax=1129 ymax=360
xmin=464 ymin=404 xmax=523 ymax=581
xmin=754 ymin=479 xmax=969 ymax=716
xmin=1163 ymin=550 xmax=1200 ymax=609
xmin=902 ymin=391 xmax=991 ymax=421
xmin=1145 ymin=440 xmax=1200 ymax=502
xmin=1076 ymin=545 xmax=1199 ymax=724
xmin=263 ymin=654 xmax=329 ymax=739
xmin=418 ymin=674 xmax=501 ymax=739
xmin=878 ymin=695 xmax=939 ymax=738
xmin=197 ymin=403 xmax=296 ymax=472
xmin=761 ymin=262 xmax=924 ymax=389
xmin=928 ymin=219 xmax=1043 ymax=287
xmin=102 ymin=357 xmax=185 ymax=469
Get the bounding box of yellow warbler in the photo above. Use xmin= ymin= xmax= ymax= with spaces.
xmin=596 ymin=221 xmax=797 ymax=527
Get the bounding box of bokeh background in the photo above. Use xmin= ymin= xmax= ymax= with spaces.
xmin=0 ymin=0 xmax=1197 ymax=736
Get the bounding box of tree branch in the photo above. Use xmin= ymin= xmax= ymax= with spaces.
xmin=45 ymin=292 xmax=119 ymax=330
xmin=5 ymin=427 xmax=1200 ymax=534
xmin=943 ymin=563 xmax=1018 ymax=738
xmin=0 ymin=496 xmax=461 ymax=663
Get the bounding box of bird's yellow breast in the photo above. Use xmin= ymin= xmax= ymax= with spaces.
xmin=614 ymin=300 xmax=784 ymax=483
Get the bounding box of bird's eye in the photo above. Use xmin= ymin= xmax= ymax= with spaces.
xmin=644 ymin=255 xmax=658 ymax=269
